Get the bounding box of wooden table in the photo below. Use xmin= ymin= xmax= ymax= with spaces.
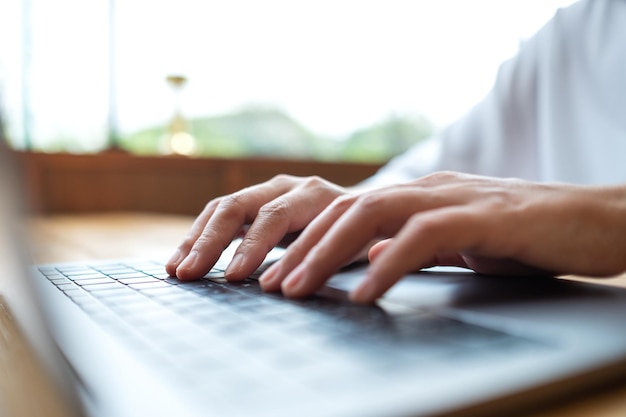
xmin=28 ymin=212 xmax=195 ymax=264
xmin=3 ymin=212 xmax=626 ymax=417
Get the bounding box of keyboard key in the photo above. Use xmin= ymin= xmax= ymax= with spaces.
xmin=67 ymin=273 xmax=108 ymax=280
xmin=129 ymin=281 xmax=171 ymax=291
xmin=118 ymin=277 xmax=161 ymax=285
xmin=82 ymin=282 xmax=127 ymax=292
xmin=74 ymin=277 xmax=116 ymax=286
xmin=109 ymin=272 xmax=152 ymax=280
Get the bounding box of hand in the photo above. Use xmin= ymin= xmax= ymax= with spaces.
xmin=166 ymin=174 xmax=350 ymax=280
xmin=258 ymin=172 xmax=626 ymax=303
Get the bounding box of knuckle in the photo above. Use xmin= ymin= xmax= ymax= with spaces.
xmin=216 ymin=193 xmax=247 ymax=220
xmin=193 ymin=231 xmax=222 ymax=250
xmin=240 ymin=233 xmax=272 ymax=255
xmin=300 ymin=175 xmax=327 ymax=190
xmin=220 ymin=192 xmax=245 ymax=208
xmin=485 ymin=192 xmax=510 ymax=209
xmin=269 ymin=173 xmax=296 ymax=186
xmin=353 ymin=193 xmax=386 ymax=212
xmin=422 ymin=170 xmax=460 ymax=183
xmin=202 ymin=197 xmax=221 ymax=212
xmin=258 ymin=198 xmax=291 ymax=218
xmin=329 ymin=193 xmax=357 ymax=212
xmin=407 ymin=212 xmax=445 ymax=234
xmin=482 ymin=187 xmax=519 ymax=211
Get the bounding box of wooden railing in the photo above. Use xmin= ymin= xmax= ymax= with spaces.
xmin=16 ymin=151 xmax=382 ymax=215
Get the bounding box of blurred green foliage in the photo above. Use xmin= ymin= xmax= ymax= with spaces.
xmin=119 ymin=106 xmax=434 ymax=163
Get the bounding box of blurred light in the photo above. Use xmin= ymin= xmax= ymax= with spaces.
xmin=168 ymin=132 xmax=196 ymax=155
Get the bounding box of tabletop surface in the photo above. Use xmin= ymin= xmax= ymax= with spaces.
xmin=2 ymin=212 xmax=626 ymax=417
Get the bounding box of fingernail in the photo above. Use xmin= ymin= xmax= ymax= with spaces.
xmin=225 ymin=254 xmax=244 ymax=277
xmin=351 ymin=278 xmax=377 ymax=304
xmin=281 ymin=264 xmax=306 ymax=296
xmin=259 ymin=262 xmax=279 ymax=288
xmin=177 ymin=251 xmax=198 ymax=277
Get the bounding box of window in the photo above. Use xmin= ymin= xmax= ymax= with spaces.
xmin=0 ymin=0 xmax=576 ymax=162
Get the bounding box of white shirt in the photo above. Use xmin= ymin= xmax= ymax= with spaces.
xmin=365 ymin=0 xmax=626 ymax=187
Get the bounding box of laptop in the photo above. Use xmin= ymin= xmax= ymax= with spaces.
xmin=3 ymin=144 xmax=626 ymax=417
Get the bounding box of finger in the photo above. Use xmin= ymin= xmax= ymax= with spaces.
xmin=352 ymin=207 xmax=500 ymax=303
xmin=175 ymin=178 xmax=296 ymax=280
xmin=165 ymin=198 xmax=220 ymax=276
xmin=259 ymin=194 xmax=359 ymax=292
xmin=279 ymin=190 xmax=415 ymax=298
xmin=368 ymin=239 xmax=470 ymax=269
xmin=461 ymin=255 xmax=553 ymax=276
xmin=225 ymin=190 xmax=335 ymax=280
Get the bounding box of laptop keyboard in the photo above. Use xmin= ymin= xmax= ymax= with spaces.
xmin=37 ymin=260 xmax=545 ymax=396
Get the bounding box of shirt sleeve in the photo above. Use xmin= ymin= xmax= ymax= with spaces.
xmin=360 ymin=4 xmax=555 ymax=188
xmin=361 ymin=0 xmax=626 ymax=188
